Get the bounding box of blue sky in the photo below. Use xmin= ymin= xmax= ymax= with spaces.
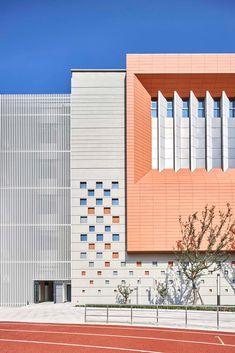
xmin=0 ymin=0 xmax=234 ymax=93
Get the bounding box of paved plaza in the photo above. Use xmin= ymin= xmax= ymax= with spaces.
xmin=0 ymin=303 xmax=235 ymax=332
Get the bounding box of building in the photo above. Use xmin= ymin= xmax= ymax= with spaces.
xmin=1 ymin=54 xmax=235 ymax=306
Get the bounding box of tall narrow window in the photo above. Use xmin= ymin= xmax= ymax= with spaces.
xmin=151 ymin=100 xmax=157 ymax=118
xmin=198 ymin=100 xmax=205 ymax=118
xmin=182 ymin=100 xmax=189 ymax=118
xmin=214 ymin=100 xmax=221 ymax=118
xmin=167 ymin=100 xmax=173 ymax=118
xmin=230 ymin=100 xmax=235 ymax=118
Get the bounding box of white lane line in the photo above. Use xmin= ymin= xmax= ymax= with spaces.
xmin=216 ymin=336 xmax=225 ymax=345
xmin=0 ymin=327 xmax=235 ymax=348
xmin=0 ymin=338 xmax=162 ymax=353
xmin=0 ymin=321 xmax=235 ymax=338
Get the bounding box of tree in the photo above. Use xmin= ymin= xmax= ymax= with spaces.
xmin=175 ymin=203 xmax=235 ymax=305
xmin=155 ymin=281 xmax=168 ymax=304
xmin=117 ymin=283 xmax=133 ymax=304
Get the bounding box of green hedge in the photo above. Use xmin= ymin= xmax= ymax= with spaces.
xmin=75 ymin=304 xmax=235 ymax=312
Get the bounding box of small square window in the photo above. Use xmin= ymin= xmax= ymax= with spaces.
xmin=112 ymin=198 xmax=119 ymax=206
xmin=98 ymin=289 xmax=101 ymax=293
xmin=80 ymin=182 xmax=87 ymax=189
xmin=182 ymin=100 xmax=189 ymax=118
xmin=96 ymin=252 xmax=103 ymax=259
xmin=113 ymin=271 xmax=118 ymax=276
xmin=90 ymin=280 xmax=94 ymax=285
xmin=229 ymin=100 xmax=235 ymax=118
xmin=96 ymin=198 xmax=103 ymax=206
xmin=80 ymin=199 xmax=87 ymax=206
xmin=161 ymin=270 xmax=165 ymax=275
xmin=112 ymin=216 xmax=120 ymax=223
xmin=104 ymin=207 xmax=111 ymax=214
xmin=145 ymin=271 xmax=149 ymax=276
xmin=89 ymin=262 xmax=94 ymax=267
xmin=105 ymin=243 xmax=111 ymax=249
xmin=105 ymin=279 xmax=110 ymax=285
xmin=96 ymin=216 xmax=104 ymax=224
xmin=198 ymin=100 xmax=205 ymax=118
xmin=105 ymin=261 xmax=110 ymax=267
xmin=121 ymin=279 xmax=126 ymax=284
xmin=112 ymin=234 xmax=120 ymax=241
xmin=80 ymin=216 xmax=87 ymax=224
xmin=168 ymin=261 xmax=173 ymax=268
xmin=88 ymin=207 xmax=95 ymax=214
xmin=96 ymin=234 xmax=103 ymax=241
xmin=167 ymin=100 xmax=173 ymax=118
xmin=89 ymin=225 xmax=95 ymax=232
xmin=105 ymin=225 xmax=111 ymax=232
xmin=80 ymin=252 xmax=87 ymax=259
xmin=129 ymin=271 xmax=134 ymax=276
xmin=97 ymin=271 xmax=102 ymax=276
xmin=214 ymin=99 xmax=221 ymax=118
xmin=112 ymin=252 xmax=119 ymax=259
xmin=82 ymin=289 xmax=86 ymax=293
xmin=89 ymin=243 xmax=95 ymax=250
xmin=121 ymin=262 xmax=126 ymax=267
xmin=80 ymin=234 xmax=87 ymax=241
xmin=112 ymin=181 xmax=119 ymax=189
xmin=96 ymin=182 xmax=103 ymax=189
xmin=136 ymin=261 xmax=142 ymax=267
xmin=104 ymin=189 xmax=111 ymax=196
xmin=152 ymin=261 xmax=158 ymax=266
xmin=88 ymin=189 xmax=95 ymax=196
xmin=81 ymin=271 xmax=86 ymax=276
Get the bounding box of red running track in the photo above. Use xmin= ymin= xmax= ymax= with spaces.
xmin=0 ymin=322 xmax=235 ymax=353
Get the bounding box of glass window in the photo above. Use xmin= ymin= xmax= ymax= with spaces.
xmin=80 ymin=234 xmax=87 ymax=241
xmin=105 ymin=280 xmax=110 ymax=285
xmin=182 ymin=100 xmax=189 ymax=118
xmin=96 ymin=252 xmax=103 ymax=259
xmin=80 ymin=252 xmax=87 ymax=259
xmin=80 ymin=216 xmax=87 ymax=224
xmin=112 ymin=198 xmax=119 ymax=206
xmin=151 ymin=100 xmax=157 ymax=118
xmin=198 ymin=100 xmax=205 ymax=118
xmin=96 ymin=216 xmax=103 ymax=224
xmin=89 ymin=225 xmax=95 ymax=232
xmin=89 ymin=262 xmax=94 ymax=267
xmin=112 ymin=234 xmax=120 ymax=241
xmin=96 ymin=198 xmax=103 ymax=206
xmin=88 ymin=189 xmax=95 ymax=196
xmin=104 ymin=189 xmax=111 ymax=196
xmin=230 ymin=100 xmax=235 ymax=118
xmin=96 ymin=182 xmax=103 ymax=189
xmin=129 ymin=271 xmax=134 ymax=276
xmin=105 ymin=225 xmax=111 ymax=232
xmin=167 ymin=100 xmax=173 ymax=118
xmin=121 ymin=261 xmax=126 ymax=267
xmin=152 ymin=261 xmax=158 ymax=266
xmin=113 ymin=271 xmax=118 ymax=276
xmin=112 ymin=182 xmax=119 ymax=189
xmin=214 ymin=99 xmax=221 ymax=118
xmin=80 ymin=199 xmax=87 ymax=206
xmin=96 ymin=234 xmax=103 ymax=241
xmin=80 ymin=182 xmax=87 ymax=189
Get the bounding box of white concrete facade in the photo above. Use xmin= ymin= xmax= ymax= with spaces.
xmin=152 ymin=91 xmax=235 ymax=171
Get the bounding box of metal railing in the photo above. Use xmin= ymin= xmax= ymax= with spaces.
xmin=84 ymin=304 xmax=235 ymax=330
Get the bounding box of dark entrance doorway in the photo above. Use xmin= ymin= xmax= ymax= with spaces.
xmin=34 ymin=281 xmax=54 ymax=303
xmin=67 ymin=284 xmax=71 ymax=302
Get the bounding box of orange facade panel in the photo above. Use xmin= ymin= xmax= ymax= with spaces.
xmin=126 ymin=54 xmax=235 ymax=253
